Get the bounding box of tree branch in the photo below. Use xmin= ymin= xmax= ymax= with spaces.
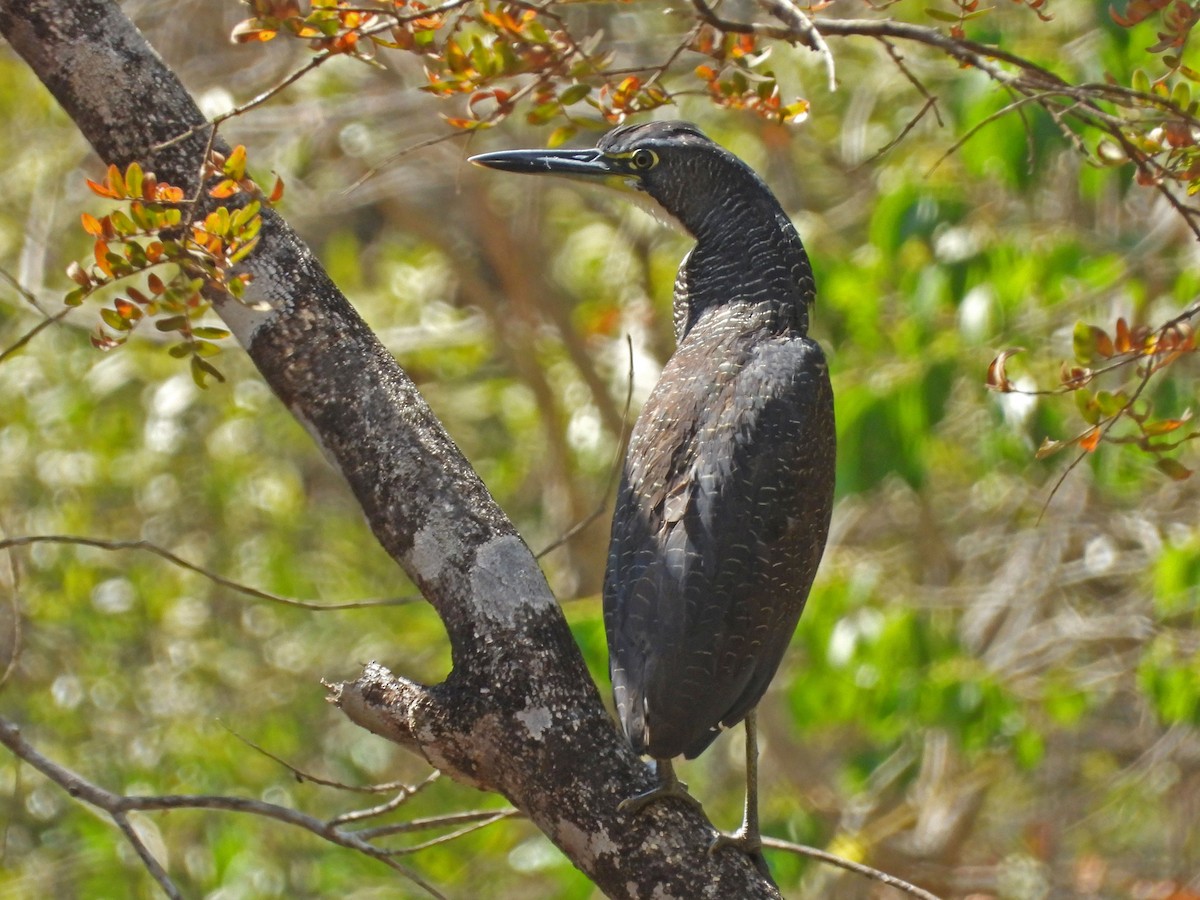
xmin=0 ymin=2 xmax=786 ymax=896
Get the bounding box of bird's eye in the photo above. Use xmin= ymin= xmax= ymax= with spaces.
xmin=631 ymin=149 xmax=658 ymax=170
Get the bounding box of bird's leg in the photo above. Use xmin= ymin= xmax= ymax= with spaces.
xmin=709 ymin=711 xmax=771 ymax=878
xmin=618 ymin=758 xmax=703 ymax=816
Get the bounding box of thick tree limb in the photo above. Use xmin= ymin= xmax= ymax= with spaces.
xmin=0 ymin=1 xmax=778 ymax=895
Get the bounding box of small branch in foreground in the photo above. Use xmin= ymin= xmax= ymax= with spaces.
xmin=762 ymin=836 xmax=943 ymax=900
xmin=0 ymin=714 xmax=448 ymax=899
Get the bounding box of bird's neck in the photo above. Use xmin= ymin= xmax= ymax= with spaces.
xmin=674 ymin=213 xmax=815 ymax=344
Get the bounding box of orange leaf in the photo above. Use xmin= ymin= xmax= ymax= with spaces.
xmin=268 ymin=175 xmax=285 ymax=204
xmin=105 ymin=164 xmax=125 ymax=198
xmin=85 ymin=178 xmax=120 ymax=199
xmin=209 ymin=180 xmax=239 ymax=199
xmin=1115 ymin=316 xmax=1132 ymax=353
xmin=1079 ymin=427 xmax=1102 ymax=452
xmin=94 ymin=241 xmax=113 ymax=277
xmin=81 ymin=213 xmax=104 ymax=236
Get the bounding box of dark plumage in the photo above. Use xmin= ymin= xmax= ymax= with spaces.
xmin=471 ymin=121 xmax=835 ymax=871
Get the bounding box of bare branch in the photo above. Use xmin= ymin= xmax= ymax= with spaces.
xmin=112 ymin=812 xmax=183 ymax=900
xmin=0 ymin=715 xmax=446 ymax=899
xmin=761 ymin=836 xmax=943 ymax=900
xmin=759 ymin=0 xmax=837 ymax=92
xmin=0 ymin=534 xmax=419 ymax=610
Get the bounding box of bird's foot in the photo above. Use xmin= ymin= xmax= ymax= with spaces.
xmin=618 ymin=777 xmax=703 ymax=817
xmin=709 ymin=827 xmax=771 ymax=879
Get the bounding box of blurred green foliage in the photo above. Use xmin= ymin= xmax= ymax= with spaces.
xmin=2 ymin=2 xmax=1200 ymax=898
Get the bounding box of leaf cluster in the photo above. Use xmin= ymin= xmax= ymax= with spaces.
xmin=64 ymin=150 xmax=284 ymax=387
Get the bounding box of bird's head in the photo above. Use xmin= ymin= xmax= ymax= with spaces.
xmin=470 ymin=120 xmax=772 ymax=241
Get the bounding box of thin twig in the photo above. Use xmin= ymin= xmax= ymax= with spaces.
xmin=0 ymin=308 xmax=73 ymax=365
xmin=761 ymin=836 xmax=943 ymax=900
xmin=384 ymin=810 xmax=519 ymax=855
xmin=224 ymin=723 xmax=439 ymax=796
xmin=0 ymin=265 xmax=44 ymax=310
xmin=0 ymin=526 xmax=22 ymax=691
xmin=878 ymin=38 xmax=944 ymax=127
xmin=113 ymin=812 xmax=182 ymax=900
xmin=355 ymin=808 xmax=521 ymax=840
xmin=854 ymin=96 xmax=939 ymax=170
xmin=0 ymin=534 xmax=420 ymax=610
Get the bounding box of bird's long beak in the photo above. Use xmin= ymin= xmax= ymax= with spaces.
xmin=469 ymin=147 xmax=615 ymax=179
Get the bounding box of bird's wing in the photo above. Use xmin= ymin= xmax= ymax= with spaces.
xmin=604 ymin=332 xmax=835 ymax=759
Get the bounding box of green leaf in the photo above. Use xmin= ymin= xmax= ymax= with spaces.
xmin=190 ymin=355 xmax=226 ymax=388
xmin=124 ymin=161 xmax=143 ymax=198
xmin=1072 ymin=320 xmax=1094 ymax=365
xmin=155 ymin=315 xmax=189 ymax=332
xmin=231 ymin=201 xmax=261 ymax=234
xmin=559 ymin=83 xmax=591 ymax=106
xmin=99 ymin=307 xmax=131 ymax=331
xmin=924 ymin=8 xmax=961 ymax=22
xmin=1156 ymin=457 xmax=1193 ymax=480
xmin=547 ymin=125 xmax=577 ymax=149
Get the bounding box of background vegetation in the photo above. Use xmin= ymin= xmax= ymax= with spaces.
xmin=1 ymin=1 xmax=1198 ymax=897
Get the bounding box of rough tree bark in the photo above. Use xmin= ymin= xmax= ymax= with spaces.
xmin=0 ymin=1 xmax=779 ymax=896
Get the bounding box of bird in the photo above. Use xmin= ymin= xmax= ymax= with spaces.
xmin=470 ymin=120 xmax=835 ymax=876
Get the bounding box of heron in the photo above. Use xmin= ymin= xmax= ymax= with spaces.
xmin=471 ymin=120 xmax=835 ymax=875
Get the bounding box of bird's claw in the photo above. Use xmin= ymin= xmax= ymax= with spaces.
xmin=618 ymin=778 xmax=703 ymax=817
xmin=709 ymin=827 xmax=770 ymax=878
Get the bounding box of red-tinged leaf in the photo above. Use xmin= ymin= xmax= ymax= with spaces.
xmin=141 ymin=172 xmax=158 ymax=201
xmin=86 ymin=177 xmax=121 ymax=199
xmin=155 ymin=184 xmax=184 ymax=202
xmin=209 ymin=180 xmax=239 ymax=199
xmin=1036 ymin=436 xmax=1066 ymax=459
xmin=147 ymin=273 xmax=166 ymax=295
xmin=1157 ymin=457 xmax=1193 ymax=480
xmin=81 ymin=213 xmax=104 ymax=236
xmin=986 ymin=347 xmax=1025 ymax=391
xmin=145 ymin=242 xmax=165 ymax=263
xmin=1094 ymin=327 xmax=1115 ymax=358
xmin=66 ymin=261 xmax=91 ymax=287
xmin=230 ymin=19 xmax=277 ymax=43
xmin=126 ymin=287 xmax=150 ymax=305
xmin=1115 ymin=316 xmax=1133 ymax=352
xmin=268 ymin=175 xmax=285 ymax=204
xmin=113 ymin=298 xmax=142 ymax=320
xmin=1144 ymin=411 xmax=1191 ymax=435
xmin=1060 ymin=363 xmax=1094 ymax=390
xmin=94 ymin=241 xmax=113 ymax=277
xmin=1079 ymin=427 xmax=1102 ymax=452
xmin=91 ymin=330 xmax=124 ymax=351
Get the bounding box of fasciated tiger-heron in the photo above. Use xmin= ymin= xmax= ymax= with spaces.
xmin=471 ymin=121 xmax=835 ymax=875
